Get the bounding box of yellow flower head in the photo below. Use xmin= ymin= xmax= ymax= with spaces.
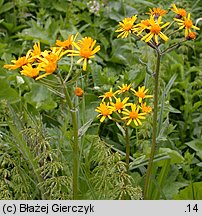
xmin=115 ymin=15 xmax=138 ymax=38
xmin=115 ymin=84 xmax=132 ymax=94
xmin=4 ymin=51 xmax=31 ymax=70
xmin=131 ymin=86 xmax=153 ymax=103
xmin=141 ymin=102 xmax=152 ymax=113
xmin=110 ymin=97 xmax=130 ymax=113
xmin=29 ymin=42 xmax=41 ymax=62
xmin=20 ymin=64 xmax=40 ymax=78
xmin=174 ymin=13 xmax=200 ymax=37
xmin=95 ymin=102 xmax=113 ymax=122
xmin=171 ymin=4 xmax=187 ymax=19
xmin=141 ymin=16 xmax=170 ymax=44
xmin=68 ymin=37 xmax=100 ymax=71
xmin=35 ymin=60 xmax=57 ymax=80
xmin=56 ymin=34 xmax=78 ymax=50
xmin=99 ymin=87 xmax=116 ymax=102
xmin=122 ymin=104 xmax=146 ymax=126
xmin=147 ymin=7 xmax=167 ymax=18
xmin=134 ymin=19 xmax=151 ymax=36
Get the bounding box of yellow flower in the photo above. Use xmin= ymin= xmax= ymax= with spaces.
xmin=20 ymin=64 xmax=40 ymax=78
xmin=134 ymin=19 xmax=151 ymax=36
xmin=141 ymin=16 xmax=170 ymax=44
xmin=147 ymin=7 xmax=167 ymax=18
xmin=141 ymin=102 xmax=152 ymax=113
xmin=4 ymin=51 xmax=30 ymax=70
xmin=115 ymin=84 xmax=132 ymax=94
xmin=131 ymin=86 xmax=153 ymax=103
xmin=115 ymin=15 xmax=138 ymax=38
xmin=35 ymin=60 xmax=57 ymax=80
xmin=34 ymin=47 xmax=67 ymax=80
xmin=29 ymin=42 xmax=41 ymax=62
xmin=99 ymin=87 xmax=116 ymax=102
xmin=110 ymin=97 xmax=130 ymax=113
xmin=74 ymin=87 xmax=83 ymax=97
xmin=174 ymin=13 xmax=200 ymax=37
xmin=122 ymin=104 xmax=146 ymax=126
xmin=56 ymin=34 xmax=78 ymax=50
xmin=171 ymin=4 xmax=187 ymax=19
xmin=67 ymin=37 xmax=100 ymax=71
xmin=95 ymin=102 xmax=113 ymax=122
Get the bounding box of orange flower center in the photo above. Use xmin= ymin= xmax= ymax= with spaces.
xmin=46 ymin=54 xmax=58 ymax=62
xmin=105 ymin=92 xmax=113 ymax=98
xmin=150 ymin=24 xmax=161 ymax=34
xmin=142 ymin=105 xmax=152 ymax=113
xmin=80 ymin=47 xmax=92 ymax=58
xmin=142 ymin=20 xmax=150 ymax=26
xmin=129 ymin=111 xmax=138 ymax=119
xmin=44 ymin=61 xmax=57 ymax=74
xmin=184 ymin=19 xmax=193 ymax=29
xmin=123 ymin=19 xmax=133 ymax=31
xmin=101 ymin=107 xmax=110 ymax=116
xmin=121 ymin=86 xmax=130 ymax=92
xmin=115 ymin=102 xmax=124 ymax=110
xmin=30 ymin=68 xmax=39 ymax=77
xmin=178 ymin=9 xmax=186 ymax=17
xmin=136 ymin=92 xmax=145 ymax=99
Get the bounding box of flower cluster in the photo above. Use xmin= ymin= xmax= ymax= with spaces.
xmin=4 ymin=34 xmax=100 ymax=80
xmin=95 ymin=84 xmax=152 ymax=126
xmin=115 ymin=4 xmax=200 ymax=44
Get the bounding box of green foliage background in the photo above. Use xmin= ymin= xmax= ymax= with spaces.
xmin=0 ymin=0 xmax=202 ymax=199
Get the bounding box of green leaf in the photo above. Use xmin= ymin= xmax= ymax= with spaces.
xmin=78 ymin=119 xmax=93 ymax=138
xmin=185 ymin=139 xmax=202 ymax=160
xmin=174 ymin=182 xmax=202 ymax=200
xmin=24 ymin=83 xmax=57 ymax=110
xmin=0 ymin=2 xmax=14 ymax=14
xmin=158 ymin=148 xmax=184 ymax=166
xmin=0 ymin=79 xmax=20 ymax=103
xmin=163 ymin=182 xmax=189 ymax=199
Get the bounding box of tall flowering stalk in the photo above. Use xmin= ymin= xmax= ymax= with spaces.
xmin=4 ymin=34 xmax=100 ymax=199
xmin=115 ymin=4 xmax=200 ymax=199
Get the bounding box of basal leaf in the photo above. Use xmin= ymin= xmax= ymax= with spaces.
xmin=0 ymin=79 xmax=20 ymax=103
xmin=174 ymin=182 xmax=202 ymax=200
xmin=24 ymin=83 xmax=57 ymax=110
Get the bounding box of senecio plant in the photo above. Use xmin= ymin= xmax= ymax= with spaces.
xmin=3 ymin=3 xmax=200 ymax=200
xmin=113 ymin=3 xmax=199 ymax=199
xmin=4 ymin=35 xmax=100 ymax=200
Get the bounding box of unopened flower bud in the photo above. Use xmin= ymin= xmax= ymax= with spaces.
xmin=186 ymin=32 xmax=197 ymax=40
xmin=74 ymin=87 xmax=83 ymax=97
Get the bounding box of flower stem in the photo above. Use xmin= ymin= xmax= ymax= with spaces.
xmin=59 ymin=74 xmax=79 ymax=200
xmin=143 ymin=49 xmax=161 ymax=199
xmin=125 ymin=126 xmax=130 ymax=173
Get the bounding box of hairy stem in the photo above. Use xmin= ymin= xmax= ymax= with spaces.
xmin=143 ymin=49 xmax=161 ymax=199
xmin=59 ymin=74 xmax=79 ymax=200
